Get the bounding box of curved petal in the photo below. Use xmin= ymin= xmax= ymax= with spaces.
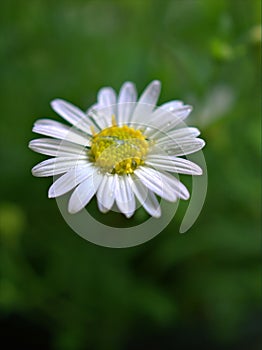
xmin=151 ymin=100 xmax=185 ymax=119
xmin=145 ymin=102 xmax=192 ymax=137
xmin=51 ymin=99 xmax=92 ymax=134
xmin=128 ymin=176 xmax=161 ymax=218
xmin=135 ymin=166 xmax=189 ymax=200
xmin=157 ymin=105 xmax=192 ymax=133
xmin=48 ymin=164 xmax=95 ymax=198
xmin=68 ymin=171 xmax=102 ymax=214
xmin=155 ymin=127 xmax=201 ymax=143
xmin=135 ymin=167 xmax=177 ymax=201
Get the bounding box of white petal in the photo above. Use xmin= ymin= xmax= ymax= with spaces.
xmin=151 ymin=101 xmax=185 ymax=119
xmin=97 ymin=87 xmax=117 ymax=126
xmin=68 ymin=171 xmax=103 ymax=214
xmin=96 ymin=174 xmax=116 ymax=211
xmin=144 ymin=166 xmax=188 ymax=197
xmin=87 ymin=104 xmax=108 ymax=130
xmin=156 ymin=127 xmax=201 ymax=143
xmin=135 ymin=167 xmax=177 ymax=201
xmin=51 ymin=99 xmax=92 ymax=134
xmin=97 ymin=199 xmax=109 ymax=213
xmin=48 ymin=164 xmax=95 ymax=198
xmin=131 ymin=80 xmax=161 ymax=124
xmin=29 ymin=138 xmax=88 ymax=157
xmin=145 ymin=102 xmax=192 ymax=136
xmin=32 ymin=156 xmax=88 ymax=177
xmin=158 ymin=106 xmax=193 ymax=133
xmin=145 ymin=155 xmax=202 ymax=175
xmin=136 ymin=167 xmax=189 ymax=199
xmin=128 ymin=176 xmax=161 ymax=218
xmin=117 ymin=82 xmax=137 ymax=125
xmin=138 ymin=80 xmax=161 ymax=107
xmin=33 ymin=119 xmax=89 ymax=146
xmin=115 ymin=175 xmax=136 ymax=218
xmin=156 ymin=138 xmax=205 ymax=156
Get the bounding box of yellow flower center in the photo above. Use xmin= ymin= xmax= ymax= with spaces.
xmin=89 ymin=120 xmax=149 ymax=175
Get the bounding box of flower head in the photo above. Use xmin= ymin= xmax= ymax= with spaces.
xmin=29 ymin=81 xmax=205 ymax=218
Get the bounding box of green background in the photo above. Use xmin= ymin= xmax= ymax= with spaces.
xmin=0 ymin=0 xmax=261 ymax=349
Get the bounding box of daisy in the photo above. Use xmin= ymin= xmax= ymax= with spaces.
xmin=29 ymin=81 xmax=205 ymax=218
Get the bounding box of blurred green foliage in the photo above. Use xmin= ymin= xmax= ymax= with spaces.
xmin=0 ymin=0 xmax=261 ymax=349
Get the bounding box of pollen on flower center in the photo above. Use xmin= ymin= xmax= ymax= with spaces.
xmin=89 ymin=122 xmax=149 ymax=175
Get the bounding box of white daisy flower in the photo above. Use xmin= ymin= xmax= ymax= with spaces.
xmin=29 ymin=81 xmax=205 ymax=218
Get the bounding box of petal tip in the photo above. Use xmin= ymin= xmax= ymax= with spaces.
xmin=28 ymin=140 xmax=34 ymax=150
xmin=31 ymin=167 xmax=38 ymax=177
xmin=153 ymin=210 xmax=161 ymax=218
xmin=152 ymin=79 xmax=161 ymax=86
xmin=124 ymin=212 xmax=134 ymax=219
xmin=200 ymin=139 xmax=206 ymax=148
xmin=192 ymin=163 xmax=203 ymax=175
xmin=123 ymin=81 xmax=134 ymax=87
xmin=51 ymin=98 xmax=63 ymax=106
xmin=68 ymin=203 xmax=78 ymax=214
xmin=182 ymin=191 xmax=190 ymax=200
xmin=48 ymin=187 xmax=55 ymax=198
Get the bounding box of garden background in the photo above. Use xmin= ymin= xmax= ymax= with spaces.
xmin=0 ymin=0 xmax=261 ymax=349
